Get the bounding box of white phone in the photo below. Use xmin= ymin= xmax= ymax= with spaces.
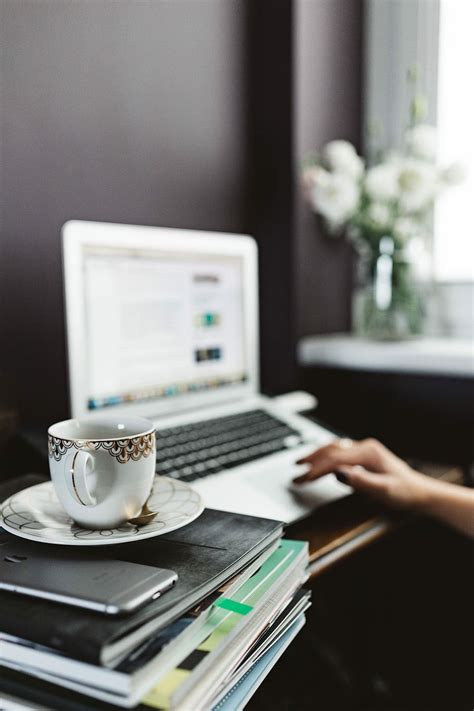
xmin=0 ymin=539 xmax=177 ymax=615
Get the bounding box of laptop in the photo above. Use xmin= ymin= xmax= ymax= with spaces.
xmin=62 ymin=221 xmax=349 ymax=522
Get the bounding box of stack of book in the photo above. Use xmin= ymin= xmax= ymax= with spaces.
xmin=0 ymin=508 xmax=310 ymax=710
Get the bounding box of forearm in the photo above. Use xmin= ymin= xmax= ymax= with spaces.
xmin=418 ymin=477 xmax=474 ymax=538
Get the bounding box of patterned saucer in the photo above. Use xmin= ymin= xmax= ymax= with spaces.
xmin=0 ymin=476 xmax=204 ymax=546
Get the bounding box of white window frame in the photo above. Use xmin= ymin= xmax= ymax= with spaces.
xmin=433 ymin=0 xmax=474 ymax=283
xmin=364 ymin=0 xmax=473 ymax=285
xmin=364 ymin=0 xmax=440 ymax=155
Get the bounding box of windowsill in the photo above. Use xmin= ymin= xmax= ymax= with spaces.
xmin=298 ymin=333 xmax=474 ymax=378
xmin=431 ymin=280 xmax=474 ymax=286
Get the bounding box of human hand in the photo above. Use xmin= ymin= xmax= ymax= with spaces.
xmin=293 ymin=438 xmax=429 ymax=511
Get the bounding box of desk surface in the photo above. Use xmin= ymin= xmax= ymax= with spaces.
xmin=288 ymin=462 xmax=463 ymax=578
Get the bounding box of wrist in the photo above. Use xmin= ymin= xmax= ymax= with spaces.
xmin=410 ymin=473 xmax=458 ymax=517
xmin=408 ymin=471 xmax=439 ymax=514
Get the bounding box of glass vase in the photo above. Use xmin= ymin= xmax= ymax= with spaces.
xmin=353 ymin=236 xmax=424 ymax=340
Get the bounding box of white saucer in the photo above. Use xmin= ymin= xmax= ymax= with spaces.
xmin=0 ymin=476 xmax=204 ymax=546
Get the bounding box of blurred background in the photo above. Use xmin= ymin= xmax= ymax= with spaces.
xmin=0 ymin=0 xmax=472 ymax=466
xmin=0 ymin=4 xmax=472 ymax=709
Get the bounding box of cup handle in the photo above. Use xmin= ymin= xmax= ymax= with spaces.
xmin=66 ymin=450 xmax=97 ymax=507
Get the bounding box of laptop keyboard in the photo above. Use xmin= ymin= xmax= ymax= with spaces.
xmin=155 ymin=409 xmax=302 ymax=482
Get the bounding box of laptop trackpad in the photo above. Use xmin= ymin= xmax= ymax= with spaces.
xmin=248 ymin=464 xmax=350 ymax=513
xmin=287 ymin=475 xmax=350 ymax=507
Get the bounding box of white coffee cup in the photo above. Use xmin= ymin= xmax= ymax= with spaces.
xmin=48 ymin=416 xmax=156 ymax=529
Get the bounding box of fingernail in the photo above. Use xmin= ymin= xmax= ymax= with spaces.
xmin=335 ymin=471 xmax=348 ymax=484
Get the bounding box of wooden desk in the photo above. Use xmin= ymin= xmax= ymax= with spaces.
xmin=288 ymin=463 xmax=464 ymax=579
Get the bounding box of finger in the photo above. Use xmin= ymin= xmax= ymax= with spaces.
xmin=337 ymin=465 xmax=388 ymax=499
xmin=295 ymin=443 xmax=354 ymax=479
xmin=294 ymin=440 xmax=378 ymax=484
xmin=296 ymin=440 xmax=367 ymax=470
xmin=293 ymin=453 xmax=336 ymax=483
xmin=296 ymin=442 xmax=336 ymax=465
xmin=296 ymin=438 xmax=353 ymax=465
xmin=294 ymin=439 xmax=385 ymax=484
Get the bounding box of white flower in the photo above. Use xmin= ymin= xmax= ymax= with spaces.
xmin=323 ymin=140 xmax=364 ymax=179
xmin=323 ymin=140 xmax=355 ymax=167
xmin=367 ymin=202 xmax=392 ymax=230
xmin=404 ymin=124 xmax=437 ymax=161
xmin=365 ymin=162 xmax=399 ymax=201
xmin=397 ymin=158 xmax=436 ymax=213
xmin=310 ymin=170 xmax=359 ymax=230
xmin=393 ymin=216 xmax=421 ymax=243
xmin=440 ymin=161 xmax=466 ymax=185
xmin=301 ymin=165 xmax=322 ymax=197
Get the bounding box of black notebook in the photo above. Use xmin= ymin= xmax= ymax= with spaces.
xmin=0 ymin=666 xmax=128 ymax=711
xmin=0 ymin=479 xmax=282 ymax=667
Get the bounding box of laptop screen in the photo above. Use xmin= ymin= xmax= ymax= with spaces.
xmin=82 ymin=245 xmax=248 ymax=412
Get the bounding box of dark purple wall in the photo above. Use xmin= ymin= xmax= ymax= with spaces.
xmin=0 ymin=0 xmax=362 ymax=424
xmin=295 ymin=0 xmax=363 ymax=338
xmin=0 ymin=1 xmax=248 ymax=422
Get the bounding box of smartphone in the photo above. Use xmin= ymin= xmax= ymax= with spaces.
xmin=0 ymin=540 xmax=177 ymax=615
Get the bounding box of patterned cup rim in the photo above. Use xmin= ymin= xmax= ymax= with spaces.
xmin=48 ymin=418 xmax=155 ymax=443
xmin=48 ymin=432 xmax=155 ymax=463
